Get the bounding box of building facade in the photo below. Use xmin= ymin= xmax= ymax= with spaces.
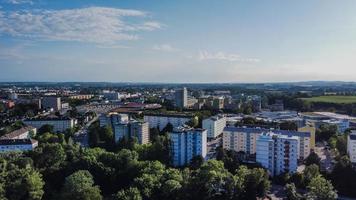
xmin=202 ymin=115 xmax=227 ymax=139
xmin=113 ymin=121 xmax=150 ymax=144
xmin=42 ymin=96 xmax=61 ymax=111
xmin=256 ymin=132 xmax=299 ymax=176
xmin=223 ymin=127 xmax=311 ymax=160
xmin=348 ymin=131 xmax=356 ymax=163
xmin=0 ymin=139 xmax=38 ymax=152
xmin=144 ymin=114 xmax=194 ymax=131
xmin=169 ymin=127 xmax=207 ymax=166
xmin=175 ymin=87 xmax=188 ymax=109
xmin=24 ymin=118 xmax=76 ymax=132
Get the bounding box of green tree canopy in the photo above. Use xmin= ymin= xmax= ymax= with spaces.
xmin=61 ymin=170 xmax=102 ymax=200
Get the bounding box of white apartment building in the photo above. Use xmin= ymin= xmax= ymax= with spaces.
xmin=144 ymin=114 xmax=194 ymax=131
xmin=223 ymin=127 xmax=311 ymax=160
xmin=256 ymin=132 xmax=299 ymax=176
xmin=0 ymin=139 xmax=38 ymax=152
xmin=202 ymin=115 xmax=226 ymax=139
xmin=113 ymin=121 xmax=150 ymax=144
xmin=24 ymin=118 xmax=76 ymax=132
xmin=347 ymin=131 xmax=356 ymax=163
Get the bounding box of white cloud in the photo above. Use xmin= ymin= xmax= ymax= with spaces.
xmin=0 ymin=7 xmax=162 ymax=44
xmin=198 ymin=50 xmax=260 ymax=62
xmin=152 ymin=44 xmax=179 ymax=52
xmin=4 ymin=0 xmax=33 ymax=4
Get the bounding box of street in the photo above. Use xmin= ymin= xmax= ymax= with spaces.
xmin=314 ymin=142 xmax=334 ymax=172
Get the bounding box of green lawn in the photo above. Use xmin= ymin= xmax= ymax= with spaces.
xmin=301 ymin=96 xmax=356 ymax=104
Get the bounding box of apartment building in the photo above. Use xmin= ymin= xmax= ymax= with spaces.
xmin=0 ymin=139 xmax=38 ymax=152
xmin=169 ymin=127 xmax=207 ymax=166
xmin=24 ymin=118 xmax=76 ymax=132
xmin=113 ymin=120 xmax=150 ymax=144
xmin=42 ymin=96 xmax=62 ymax=111
xmin=348 ymin=131 xmax=356 ymax=163
xmin=144 ymin=113 xmax=194 ymax=131
xmin=223 ymin=127 xmax=311 ymax=160
xmin=256 ymin=132 xmax=299 ymax=176
xmin=202 ymin=115 xmax=227 ymax=139
xmin=99 ymin=112 xmax=129 ymax=127
xmin=175 ymin=87 xmax=188 ymax=109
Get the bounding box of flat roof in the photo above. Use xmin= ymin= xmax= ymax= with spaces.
xmin=223 ymin=126 xmax=311 ymax=137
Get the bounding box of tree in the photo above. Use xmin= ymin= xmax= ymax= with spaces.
xmin=280 ymin=121 xmax=298 ymax=131
xmin=115 ymin=187 xmax=142 ymax=200
xmin=330 ymin=156 xmax=356 ymax=197
xmin=306 ymin=175 xmax=337 ymax=200
xmin=303 ymin=164 xmax=320 ymax=187
xmin=335 ymin=135 xmax=347 ymax=155
xmin=316 ymin=124 xmax=338 ymax=141
xmin=37 ymin=124 xmax=54 ymax=135
xmin=305 ymin=151 xmax=321 ymax=166
xmin=162 ymin=123 xmax=173 ymax=133
xmin=185 ymin=117 xmax=199 ymax=128
xmin=5 ymin=167 xmax=44 ymax=200
xmin=189 ymin=160 xmax=235 ymax=200
xmin=189 ymin=156 xmax=204 ymax=170
xmin=285 ymin=183 xmax=302 ymax=200
xmin=244 ymin=168 xmax=271 ymax=199
xmin=61 ymin=170 xmax=102 ymax=200
xmin=31 ymin=143 xmax=66 ymax=172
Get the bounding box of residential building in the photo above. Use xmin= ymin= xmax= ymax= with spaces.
xmin=8 ymin=92 xmax=18 ymax=100
xmin=169 ymin=126 xmax=207 ymax=166
xmin=69 ymin=94 xmax=94 ymax=100
xmin=0 ymin=139 xmax=38 ymax=152
xmin=223 ymin=127 xmax=312 ymax=160
xmin=130 ymin=121 xmax=150 ymax=144
xmin=256 ymin=132 xmax=299 ymax=176
xmin=0 ymin=126 xmax=37 ymax=140
xmin=113 ymin=120 xmax=150 ymax=144
xmin=103 ymin=91 xmax=122 ymax=101
xmin=144 ymin=113 xmax=194 ymax=131
xmin=99 ymin=112 xmax=129 ymax=127
xmin=175 ymin=87 xmax=188 ymax=109
xmin=202 ymin=115 xmax=226 ymax=139
xmin=347 ymin=131 xmax=356 ymax=163
xmin=298 ymin=126 xmax=316 ymax=150
xmin=23 ymin=118 xmax=76 ymax=132
xmin=212 ymin=97 xmax=224 ymax=110
xmin=42 ymin=96 xmax=61 ymax=111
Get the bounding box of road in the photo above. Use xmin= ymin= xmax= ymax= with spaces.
xmin=206 ymin=137 xmax=222 ymax=159
xmin=73 ymin=115 xmax=98 ymax=147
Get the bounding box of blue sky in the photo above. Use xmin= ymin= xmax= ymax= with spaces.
xmin=1 ymin=0 xmax=356 ymax=82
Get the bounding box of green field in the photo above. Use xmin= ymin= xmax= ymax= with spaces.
xmin=301 ymin=96 xmax=356 ymax=104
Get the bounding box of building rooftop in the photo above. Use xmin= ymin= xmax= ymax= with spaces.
xmin=172 ymin=126 xmax=206 ymax=133
xmin=0 ymin=126 xmax=35 ymax=140
xmin=144 ymin=112 xmax=194 ymax=118
xmin=224 ymin=126 xmax=311 ymax=137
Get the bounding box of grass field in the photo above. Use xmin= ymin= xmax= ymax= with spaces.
xmin=301 ymin=96 xmax=356 ymax=104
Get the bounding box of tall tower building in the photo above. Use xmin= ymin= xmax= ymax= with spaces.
xmin=256 ymin=132 xmax=299 ymax=176
xmin=169 ymin=126 xmax=207 ymax=166
xmin=175 ymin=87 xmax=188 ymax=109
